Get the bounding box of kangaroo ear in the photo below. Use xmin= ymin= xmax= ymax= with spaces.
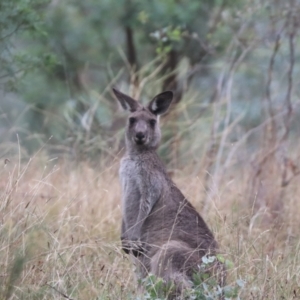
xmin=148 ymin=91 xmax=173 ymax=115
xmin=112 ymin=88 xmax=140 ymax=112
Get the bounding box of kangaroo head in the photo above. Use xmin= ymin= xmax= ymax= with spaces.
xmin=113 ymin=88 xmax=173 ymax=150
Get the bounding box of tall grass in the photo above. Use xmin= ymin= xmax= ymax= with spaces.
xmin=0 ymin=143 xmax=299 ymax=299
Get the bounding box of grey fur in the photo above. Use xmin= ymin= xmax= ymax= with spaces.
xmin=113 ymin=88 xmax=224 ymax=298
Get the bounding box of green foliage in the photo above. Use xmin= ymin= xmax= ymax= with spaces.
xmin=139 ymin=256 xmax=245 ymax=300
xmin=0 ymin=0 xmax=50 ymax=89
xmin=1 ymin=0 xmax=299 ymax=162
xmin=4 ymin=254 xmax=26 ymax=299
xmin=189 ymin=255 xmax=244 ymax=300
xmin=1 ymin=0 xmax=235 ymax=154
xmin=150 ymin=26 xmax=185 ymax=55
xmin=139 ymin=274 xmax=175 ymax=299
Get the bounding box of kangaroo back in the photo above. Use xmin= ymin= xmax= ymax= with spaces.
xmin=113 ymin=88 xmax=225 ymax=298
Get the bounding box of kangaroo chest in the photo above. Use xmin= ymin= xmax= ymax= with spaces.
xmin=119 ymin=156 xmax=165 ymax=212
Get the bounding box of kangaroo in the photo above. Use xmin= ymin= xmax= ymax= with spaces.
xmin=113 ymin=88 xmax=224 ymax=298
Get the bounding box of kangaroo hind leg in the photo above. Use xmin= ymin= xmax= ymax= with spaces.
xmin=150 ymin=241 xmax=197 ymax=299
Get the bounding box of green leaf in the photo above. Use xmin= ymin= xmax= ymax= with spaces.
xmin=236 ymin=279 xmax=246 ymax=288
xmin=225 ymin=259 xmax=234 ymax=269
xmin=216 ymin=254 xmax=225 ymax=263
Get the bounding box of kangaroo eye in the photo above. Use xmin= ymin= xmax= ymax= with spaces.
xmin=149 ymin=119 xmax=156 ymax=127
xmin=129 ymin=117 xmax=136 ymax=125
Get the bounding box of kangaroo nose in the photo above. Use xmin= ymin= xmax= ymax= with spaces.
xmin=135 ymin=132 xmax=146 ymax=145
xmin=136 ymin=132 xmax=145 ymax=140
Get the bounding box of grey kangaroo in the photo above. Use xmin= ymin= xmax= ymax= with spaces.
xmin=113 ymin=88 xmax=224 ymax=298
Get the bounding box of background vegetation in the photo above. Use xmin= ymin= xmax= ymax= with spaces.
xmin=0 ymin=0 xmax=300 ymax=299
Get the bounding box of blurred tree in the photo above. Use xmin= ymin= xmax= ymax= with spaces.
xmin=0 ymin=0 xmax=51 ymax=90
xmin=39 ymin=0 xmax=240 ymax=100
xmin=6 ymin=0 xmax=240 ymax=153
xmin=3 ymin=0 xmax=298 ymax=163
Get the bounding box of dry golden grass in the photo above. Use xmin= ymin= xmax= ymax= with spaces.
xmin=0 ymin=153 xmax=299 ymax=299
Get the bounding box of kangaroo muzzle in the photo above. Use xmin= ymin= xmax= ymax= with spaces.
xmin=134 ymin=132 xmax=146 ymax=145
